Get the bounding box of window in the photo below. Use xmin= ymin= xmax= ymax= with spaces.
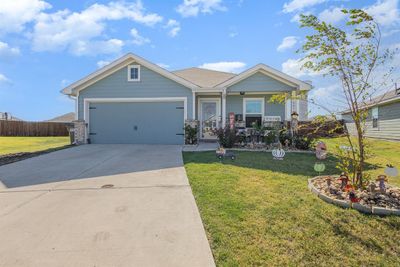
xmin=128 ymin=65 xmax=140 ymax=81
xmin=372 ymin=107 xmax=379 ymax=128
xmin=244 ymin=98 xmax=264 ymax=128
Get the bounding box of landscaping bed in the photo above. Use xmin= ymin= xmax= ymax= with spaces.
xmin=0 ymin=145 xmax=72 ymax=166
xmin=309 ymin=176 xmax=400 ymax=215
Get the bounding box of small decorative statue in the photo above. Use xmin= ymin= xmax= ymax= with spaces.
xmin=376 ymin=174 xmax=388 ymax=192
xmin=338 ymin=173 xmax=349 ymax=190
xmin=349 ymin=190 xmax=359 ymax=203
xmin=315 ymin=141 xmax=327 ymax=160
xmin=326 ymin=176 xmax=333 ymax=187
xmin=314 ymin=162 xmax=326 ymax=175
xmin=368 ymin=182 xmax=377 ymax=193
xmin=272 ymin=146 xmax=285 ymax=160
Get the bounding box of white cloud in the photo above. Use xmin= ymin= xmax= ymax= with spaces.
xmin=0 ymin=0 xmax=51 ymax=33
xmin=32 ymin=1 xmax=162 ymax=55
xmin=176 ymin=0 xmax=226 ymax=17
xmin=318 ymin=7 xmax=347 ymax=24
xmin=365 ymin=0 xmax=399 ymax=26
xmin=198 ymin=61 xmax=246 ymax=73
xmin=309 ymin=83 xmax=340 ymax=99
xmin=277 ymin=36 xmax=298 ymax=52
xmin=283 ymin=0 xmax=326 ymax=13
xmin=0 ymin=41 xmax=21 ymax=60
xmin=70 ymin=39 xmax=124 ymax=56
xmin=130 ymin=28 xmax=150 ymax=45
xmin=97 ymin=60 xmax=111 ymax=68
xmin=157 ymin=63 xmax=170 ymax=69
xmin=282 ymin=58 xmax=321 ymax=78
xmin=164 ymin=19 xmax=181 ymax=37
xmin=0 ymin=73 xmax=10 ymax=84
xmin=229 ymin=31 xmax=238 ymax=38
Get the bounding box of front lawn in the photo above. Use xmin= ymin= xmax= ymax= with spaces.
xmin=0 ymin=136 xmax=70 ymax=155
xmin=183 ymin=138 xmax=400 ymax=266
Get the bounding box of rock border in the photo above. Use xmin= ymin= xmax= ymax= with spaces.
xmin=308 ymin=176 xmax=400 ymax=216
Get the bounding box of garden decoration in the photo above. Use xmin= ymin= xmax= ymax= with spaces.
xmin=284 ymin=139 xmax=290 ymax=149
xmin=216 ymin=147 xmax=236 ymax=160
xmin=290 ymin=111 xmax=299 ymax=136
xmin=376 ymin=174 xmax=388 ymax=192
xmin=272 ymin=147 xmax=285 ymax=160
xmin=385 ymin=164 xmax=399 ymax=177
xmin=368 ymin=183 xmax=377 ymax=193
xmin=349 ymin=190 xmax=360 ymax=203
xmin=338 ymin=173 xmax=349 ymax=190
xmin=314 ymin=162 xmax=326 ymax=175
xmin=315 ymin=141 xmax=327 ymax=160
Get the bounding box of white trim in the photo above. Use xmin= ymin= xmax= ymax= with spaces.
xmin=192 ymin=91 xmax=196 ymax=120
xmin=243 ymin=97 xmax=265 ymax=126
xmin=197 ymin=97 xmax=221 ymax=140
xmin=83 ymin=97 xmax=187 ymax=142
xmin=217 ymin=64 xmax=312 ymax=91
xmin=222 ymin=90 xmax=226 ymax=128
xmin=127 ymin=65 xmax=140 ymax=82
xmin=75 ymin=91 xmax=79 ymax=120
xmin=226 ymin=91 xmax=289 ymax=96
xmin=62 ymin=53 xmax=199 ymax=96
xmin=192 ymin=88 xmax=224 ymax=93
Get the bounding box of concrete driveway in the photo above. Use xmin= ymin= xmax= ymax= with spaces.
xmin=0 ymin=145 xmax=215 ymax=267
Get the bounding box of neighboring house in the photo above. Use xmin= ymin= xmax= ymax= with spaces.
xmin=341 ymin=88 xmax=400 ymax=141
xmin=46 ymin=112 xmax=76 ymax=123
xmin=62 ymin=53 xmax=312 ymax=144
xmin=0 ymin=112 xmax=21 ymax=121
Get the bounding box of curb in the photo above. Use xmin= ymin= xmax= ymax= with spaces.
xmin=308 ymin=176 xmax=398 ymax=216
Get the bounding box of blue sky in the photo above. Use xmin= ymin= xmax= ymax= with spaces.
xmin=0 ymin=0 xmax=399 ymax=120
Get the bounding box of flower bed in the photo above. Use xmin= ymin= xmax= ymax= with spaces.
xmin=308 ymin=176 xmax=400 ymax=216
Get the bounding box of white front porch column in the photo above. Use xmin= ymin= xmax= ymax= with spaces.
xmin=221 ymin=88 xmax=227 ymax=128
xmin=192 ymin=91 xmax=196 ymax=120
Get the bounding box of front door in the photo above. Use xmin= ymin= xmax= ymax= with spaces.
xmin=199 ymin=99 xmax=220 ymax=140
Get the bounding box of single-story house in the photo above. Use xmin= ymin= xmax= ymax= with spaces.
xmin=46 ymin=112 xmax=76 ymax=123
xmin=341 ymin=88 xmax=400 ymax=141
xmin=62 ymin=53 xmax=312 ymax=144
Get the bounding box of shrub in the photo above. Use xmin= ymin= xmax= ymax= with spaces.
xmin=293 ymin=135 xmax=314 ymax=150
xmin=215 ymin=126 xmax=237 ymax=148
xmin=278 ymin=128 xmax=292 ymax=146
xmin=184 ymin=124 xmax=198 ymax=145
xmin=264 ymin=130 xmax=277 ymax=145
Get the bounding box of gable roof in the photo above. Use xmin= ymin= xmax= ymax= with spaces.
xmin=341 ymin=89 xmax=400 ymax=114
xmin=62 ymin=53 xmax=200 ymax=96
xmin=217 ymin=64 xmax=312 ymax=91
xmin=173 ymin=67 xmax=236 ymax=88
xmin=46 ymin=112 xmax=75 ymax=123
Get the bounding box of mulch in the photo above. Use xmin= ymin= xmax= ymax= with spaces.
xmin=0 ymin=145 xmax=73 ymax=166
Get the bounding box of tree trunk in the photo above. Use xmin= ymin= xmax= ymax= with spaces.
xmin=355 ymin=120 xmax=365 ymax=188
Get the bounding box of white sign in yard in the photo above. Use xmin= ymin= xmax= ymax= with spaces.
xmin=264 ymin=116 xmax=281 ymax=122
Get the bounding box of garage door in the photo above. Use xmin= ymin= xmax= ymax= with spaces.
xmin=88 ymin=101 xmax=185 ymax=144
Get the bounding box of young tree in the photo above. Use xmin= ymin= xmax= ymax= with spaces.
xmin=297 ymin=9 xmax=396 ymax=187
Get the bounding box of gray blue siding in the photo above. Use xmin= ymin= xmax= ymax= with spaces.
xmin=344 ymin=101 xmax=400 ymax=140
xmin=78 ymin=64 xmax=193 ymax=120
xmin=227 ymin=72 xmax=295 ymax=92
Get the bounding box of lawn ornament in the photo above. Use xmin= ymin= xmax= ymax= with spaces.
xmin=369 ymin=182 xmax=377 ymax=193
xmin=376 ymin=174 xmax=388 ymax=192
xmin=314 ymin=162 xmax=326 ymax=175
xmin=284 ymin=139 xmax=290 ymax=149
xmin=272 ymin=148 xmax=285 ymax=160
xmin=349 ymin=190 xmax=359 ymax=203
xmin=216 ymin=147 xmax=236 ymax=160
xmin=326 ymin=176 xmax=333 ymax=187
xmin=385 ymin=164 xmax=398 ymax=177
xmin=338 ymin=173 xmax=349 ymax=190
xmin=315 ymin=141 xmax=327 ymax=160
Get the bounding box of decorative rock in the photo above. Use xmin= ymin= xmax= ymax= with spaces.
xmin=352 ymin=203 xmax=372 ymax=214
xmin=332 ymin=199 xmax=351 ymax=209
xmin=372 ymin=206 xmax=392 ymax=216
xmin=319 ymin=193 xmax=333 ymax=203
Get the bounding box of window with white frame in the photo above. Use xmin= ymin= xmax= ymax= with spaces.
xmin=372 ymin=107 xmax=379 ymax=128
xmin=128 ymin=65 xmax=140 ymax=81
xmin=244 ymin=98 xmax=264 ymax=128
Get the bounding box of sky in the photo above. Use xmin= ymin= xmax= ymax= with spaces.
xmin=0 ymin=0 xmax=399 ymax=121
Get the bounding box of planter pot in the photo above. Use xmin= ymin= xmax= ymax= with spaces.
xmin=352 ymin=203 xmax=372 ymax=214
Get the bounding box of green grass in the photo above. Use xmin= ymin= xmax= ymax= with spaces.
xmin=0 ymin=136 xmax=70 ymax=155
xmin=183 ymin=138 xmax=400 ymax=266
xmin=321 ymin=137 xmax=400 ymax=187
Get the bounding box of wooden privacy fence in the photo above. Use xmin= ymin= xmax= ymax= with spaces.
xmin=0 ymin=120 xmax=71 ymax=136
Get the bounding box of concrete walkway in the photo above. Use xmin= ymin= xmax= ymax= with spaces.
xmin=0 ymin=145 xmax=215 ymax=267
